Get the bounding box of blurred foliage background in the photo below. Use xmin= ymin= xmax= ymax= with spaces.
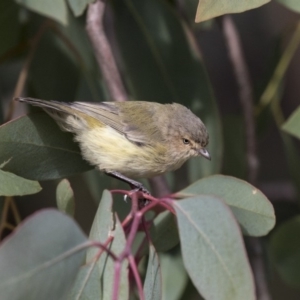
xmin=1 ymin=0 xmax=300 ymax=299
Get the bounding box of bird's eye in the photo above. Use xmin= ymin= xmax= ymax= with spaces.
xmin=182 ymin=138 xmax=190 ymax=145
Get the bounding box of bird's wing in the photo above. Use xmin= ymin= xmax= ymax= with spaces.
xmin=71 ymin=102 xmax=125 ymax=134
xmin=70 ymin=102 xmax=162 ymax=146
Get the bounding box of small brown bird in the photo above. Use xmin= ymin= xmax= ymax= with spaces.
xmin=15 ymin=98 xmax=210 ymax=192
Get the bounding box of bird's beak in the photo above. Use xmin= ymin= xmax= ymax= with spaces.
xmin=199 ymin=148 xmax=211 ymax=160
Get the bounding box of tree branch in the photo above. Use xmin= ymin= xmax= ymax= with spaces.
xmin=222 ymin=15 xmax=270 ymax=300
xmin=222 ymin=16 xmax=258 ymax=184
xmin=86 ymin=0 xmax=127 ymax=102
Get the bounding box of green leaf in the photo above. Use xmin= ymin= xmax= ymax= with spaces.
xmin=56 ymin=179 xmax=75 ymax=216
xmin=279 ymin=131 xmax=300 ymax=201
xmin=86 ymin=190 xmax=114 ymax=261
xmin=160 ymin=251 xmax=188 ymax=300
xmin=68 ymin=265 xmax=101 ymax=300
xmin=174 ymin=196 xmax=255 ymax=300
xmin=0 ymin=169 xmax=41 ymax=196
xmin=175 ymin=175 xmax=275 ymax=237
xmin=195 ymin=0 xmax=270 ymax=22
xmin=282 ymin=106 xmax=300 ymax=139
xmin=144 ymin=244 xmax=162 ymax=300
xmin=85 ymin=190 xmax=129 ymax=299
xmin=152 ymin=211 xmax=179 ymax=252
xmin=0 ymin=0 xmax=21 ymax=57
xmin=111 ymin=0 xmax=222 ymax=179
xmin=0 ymin=209 xmax=88 ymax=300
xmin=269 ymin=215 xmax=300 ymax=288
xmin=15 ymin=0 xmax=68 ymax=25
xmin=276 ymin=0 xmax=300 ymax=13
xmin=0 ymin=113 xmax=92 ymax=180
xmin=67 ymin=0 xmax=95 ymax=17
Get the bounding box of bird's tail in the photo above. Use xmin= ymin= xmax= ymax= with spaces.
xmin=15 ymin=97 xmax=88 ymax=133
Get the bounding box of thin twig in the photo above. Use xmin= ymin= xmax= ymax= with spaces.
xmin=86 ymin=0 xmax=127 ymax=101
xmin=128 ymin=254 xmax=145 ymax=300
xmin=5 ymin=21 xmax=50 ymax=123
xmin=222 ymin=16 xmax=258 ymax=184
xmin=0 ymin=197 xmax=10 ymax=239
xmin=148 ymin=175 xmax=170 ymax=197
xmin=3 ymin=223 xmax=15 ymax=231
xmin=257 ymin=21 xmax=300 ymax=114
xmin=9 ymin=197 xmax=21 ymax=224
xmin=112 ymin=261 xmax=123 ymax=300
xmin=222 ymin=16 xmax=270 ymax=300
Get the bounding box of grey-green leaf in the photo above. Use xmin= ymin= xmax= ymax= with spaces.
xmin=0 ymin=209 xmax=88 ymax=300
xmin=160 ymin=251 xmax=188 ymax=300
xmin=175 ymin=175 xmax=275 ymax=237
xmin=144 ymin=244 xmax=162 ymax=300
xmin=276 ymin=0 xmax=300 ymax=13
xmin=0 ymin=169 xmax=41 ymax=196
xmin=85 ymin=190 xmax=129 ymax=299
xmin=68 ymin=265 xmax=101 ymax=300
xmin=0 ymin=113 xmax=92 ymax=180
xmin=15 ymin=0 xmax=68 ymax=25
xmin=282 ymin=106 xmax=300 ymax=139
xmin=152 ymin=211 xmax=179 ymax=252
xmin=56 ymin=179 xmax=75 ymax=216
xmin=174 ymin=196 xmax=255 ymax=300
xmin=67 ymin=0 xmax=95 ymax=17
xmin=195 ymin=0 xmax=270 ymax=22
xmin=269 ymin=215 xmax=300 ymax=288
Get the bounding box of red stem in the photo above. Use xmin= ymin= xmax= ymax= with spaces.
xmin=128 ymin=255 xmax=145 ymax=300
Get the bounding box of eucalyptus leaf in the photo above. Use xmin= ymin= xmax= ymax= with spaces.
xmin=276 ymin=0 xmax=300 ymax=13
xmin=15 ymin=0 xmax=68 ymax=25
xmin=282 ymin=106 xmax=300 ymax=139
xmin=0 ymin=169 xmax=41 ymax=196
xmin=195 ymin=0 xmax=270 ymax=22
xmin=144 ymin=244 xmax=162 ymax=300
xmin=56 ymin=179 xmax=75 ymax=216
xmin=0 ymin=209 xmax=88 ymax=300
xmin=68 ymin=265 xmax=101 ymax=300
xmin=67 ymin=0 xmax=95 ymax=17
xmin=175 ymin=175 xmax=275 ymax=237
xmin=0 ymin=113 xmax=92 ymax=180
xmin=269 ymin=215 xmax=300 ymax=288
xmin=174 ymin=196 xmax=255 ymax=300
xmin=160 ymin=251 xmax=188 ymax=300
xmin=86 ymin=190 xmax=129 ymax=300
xmin=152 ymin=211 xmax=179 ymax=252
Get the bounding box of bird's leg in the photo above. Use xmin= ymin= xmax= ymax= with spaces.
xmin=105 ymin=171 xmax=150 ymax=195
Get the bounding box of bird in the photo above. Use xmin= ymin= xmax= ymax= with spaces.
xmin=15 ymin=97 xmax=210 ymax=193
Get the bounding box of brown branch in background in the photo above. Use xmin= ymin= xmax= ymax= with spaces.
xmin=148 ymin=175 xmax=170 ymax=198
xmin=5 ymin=21 xmax=50 ymax=123
xmin=85 ymin=0 xmax=170 ymax=195
xmin=221 ymin=16 xmax=270 ymax=300
xmin=222 ymin=16 xmax=258 ymax=184
xmin=86 ymin=0 xmax=127 ymax=102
